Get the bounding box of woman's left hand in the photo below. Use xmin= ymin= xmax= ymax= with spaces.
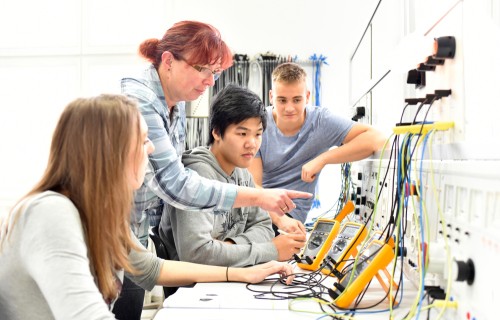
xmin=239 ymin=261 xmax=295 ymax=285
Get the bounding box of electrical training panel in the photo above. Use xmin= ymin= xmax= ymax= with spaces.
xmin=345 ymin=0 xmax=500 ymax=318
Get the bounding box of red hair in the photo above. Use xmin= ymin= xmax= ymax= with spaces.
xmin=139 ymin=21 xmax=233 ymax=70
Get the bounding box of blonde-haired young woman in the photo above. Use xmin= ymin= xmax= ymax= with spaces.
xmin=0 ymin=94 xmax=293 ymax=320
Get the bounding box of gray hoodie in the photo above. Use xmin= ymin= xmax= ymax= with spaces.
xmin=159 ymin=146 xmax=277 ymax=267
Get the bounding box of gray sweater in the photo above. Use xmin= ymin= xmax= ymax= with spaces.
xmin=0 ymin=191 xmax=162 ymax=320
xmin=159 ymin=146 xmax=277 ymax=267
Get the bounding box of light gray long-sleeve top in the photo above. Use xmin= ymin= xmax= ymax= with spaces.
xmin=0 ymin=191 xmax=162 ymax=320
xmin=159 ymin=146 xmax=277 ymax=267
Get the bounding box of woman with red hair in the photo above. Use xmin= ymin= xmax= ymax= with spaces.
xmin=118 ymin=21 xmax=310 ymax=319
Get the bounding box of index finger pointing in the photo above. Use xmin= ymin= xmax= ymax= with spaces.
xmin=286 ymin=190 xmax=313 ymax=199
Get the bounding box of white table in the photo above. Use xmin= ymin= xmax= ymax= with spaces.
xmin=153 ymin=267 xmax=420 ymax=319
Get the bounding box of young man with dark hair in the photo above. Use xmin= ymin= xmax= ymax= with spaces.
xmin=159 ymin=84 xmax=305 ymax=266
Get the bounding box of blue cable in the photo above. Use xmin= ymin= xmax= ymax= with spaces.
xmin=401 ymin=134 xmax=416 ymax=316
xmin=393 ymin=134 xmax=411 ymax=311
xmin=312 ymin=183 xmax=321 ymax=209
xmin=396 ymin=135 xmax=406 ymax=218
xmin=308 ymin=54 xmax=328 ymax=106
xmin=314 ymin=304 xmax=403 ymax=320
xmin=415 ymin=130 xmax=432 ymax=319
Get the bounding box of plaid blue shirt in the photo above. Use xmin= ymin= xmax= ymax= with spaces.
xmin=121 ymin=65 xmax=237 ymax=245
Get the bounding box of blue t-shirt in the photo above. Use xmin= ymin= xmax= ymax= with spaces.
xmin=256 ymin=105 xmax=354 ymax=223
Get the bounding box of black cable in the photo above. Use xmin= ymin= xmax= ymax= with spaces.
xmin=394 ymin=97 xmax=437 ymax=236
xmin=388 ymin=98 xmax=436 ymax=242
xmin=247 ymin=258 xmax=339 ymax=302
xmin=427 ymin=295 xmax=432 ymax=320
xmin=329 ymin=98 xmax=437 ymax=314
xmin=247 ymin=273 xmax=325 ymax=301
xmin=248 ymin=97 xmax=438 ymax=311
xmin=411 ymin=101 xmax=427 ymax=124
xmin=399 ymin=103 xmax=410 ymax=124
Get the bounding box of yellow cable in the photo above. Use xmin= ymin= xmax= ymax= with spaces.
xmin=288 ymin=297 xmax=357 ymax=319
xmin=399 ymin=133 xmax=426 ymax=320
xmin=413 ymin=130 xmax=432 ymax=270
xmin=419 ymin=299 xmax=458 ymax=311
xmin=391 ymin=134 xmax=420 ymax=319
xmin=371 ymin=134 xmax=398 ymax=316
xmin=428 ymin=130 xmax=454 ymax=320
xmin=337 ymin=133 xmax=395 ymax=309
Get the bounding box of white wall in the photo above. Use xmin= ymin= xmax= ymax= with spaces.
xmin=0 ymin=0 xmax=367 ymax=214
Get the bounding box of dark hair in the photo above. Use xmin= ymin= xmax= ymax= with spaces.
xmin=208 ymin=84 xmax=267 ymax=145
xmin=138 ymin=20 xmax=233 ymax=70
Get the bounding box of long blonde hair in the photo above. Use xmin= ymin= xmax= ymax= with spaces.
xmin=1 ymin=94 xmax=142 ymax=301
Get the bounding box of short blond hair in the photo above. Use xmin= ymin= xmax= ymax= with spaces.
xmin=272 ymin=62 xmax=307 ymax=85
